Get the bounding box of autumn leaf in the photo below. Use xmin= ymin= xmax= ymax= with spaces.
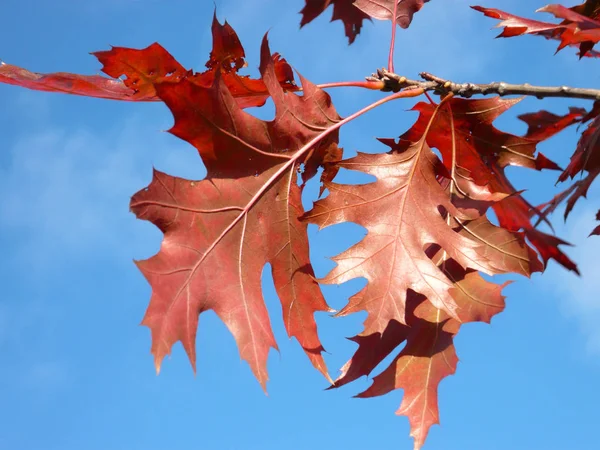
xmin=398 ymin=96 xmax=577 ymax=273
xmin=0 ymin=14 xmax=298 ymax=107
xmin=353 ymin=0 xmax=430 ymax=28
xmin=518 ymin=107 xmax=587 ymax=140
xmin=472 ymin=3 xmax=600 ymax=57
xmin=94 ymin=14 xmax=299 ymax=108
xmin=357 ymin=294 xmax=457 ymax=450
xmin=559 ymin=114 xmax=600 ymax=182
xmin=537 ymin=112 xmax=600 ymax=231
xmin=92 ymin=42 xmax=188 ymax=100
xmin=299 ymin=0 xmax=371 ymax=44
xmin=130 ymin=36 xmax=341 ymax=388
xmin=205 ymin=11 xmax=246 ymax=72
xmin=337 ymin=257 xmax=514 ymax=450
xmin=304 ymin=126 xmax=531 ymax=336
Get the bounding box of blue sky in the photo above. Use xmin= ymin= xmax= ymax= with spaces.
xmin=1 ymin=1 xmax=599 ymax=449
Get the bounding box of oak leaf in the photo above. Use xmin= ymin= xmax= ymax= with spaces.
xmin=304 ymin=132 xmax=529 ymax=335
xmin=130 ymin=36 xmax=341 ymax=388
xmin=539 ymin=111 xmax=600 ymax=233
xmin=335 ymin=257 xmax=515 ymax=450
xmin=398 ymin=97 xmax=577 ymax=273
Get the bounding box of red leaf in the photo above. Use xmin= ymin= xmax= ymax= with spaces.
xmin=1 ymin=15 xmax=299 ymax=108
xmin=93 ymin=42 xmax=188 ymax=100
xmin=534 ymin=112 xmax=600 ymax=235
xmin=353 ymin=0 xmax=430 ymax=28
xmin=356 ymin=298 xmax=457 ymax=450
xmin=399 ymin=96 xmax=577 ymax=273
xmin=401 ymin=97 xmax=557 ymax=184
xmin=332 ymin=253 xmax=513 ymax=449
xmin=518 ymin=107 xmax=587 ymax=140
xmin=472 ymin=4 xmax=600 ymax=57
xmin=355 ymin=259 xmax=509 ymax=450
xmin=130 ymin=36 xmax=341 ymax=387
xmin=299 ymin=0 xmax=371 ymax=44
xmin=205 ymin=12 xmax=247 ymax=72
xmin=559 ymin=115 xmax=600 ymax=181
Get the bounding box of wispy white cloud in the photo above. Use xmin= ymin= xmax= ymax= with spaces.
xmin=23 ymin=360 xmax=69 ymax=390
xmin=0 ymin=113 xmax=203 ymax=271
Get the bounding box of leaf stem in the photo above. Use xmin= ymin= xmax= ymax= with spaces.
xmin=388 ymin=2 xmax=398 ymax=73
xmin=315 ymin=80 xmax=385 ymax=90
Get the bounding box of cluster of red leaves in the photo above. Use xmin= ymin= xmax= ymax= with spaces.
xmin=1 ymin=13 xmax=337 ymax=388
xmin=527 ymin=103 xmax=600 ymax=235
xmin=473 ymin=0 xmax=600 ymax=57
xmin=0 ymin=13 xmax=298 ymax=107
xmin=1 ymin=2 xmax=598 ymax=450
xmin=475 ymin=0 xmax=600 ymax=240
xmin=305 ymin=92 xmax=583 ymax=447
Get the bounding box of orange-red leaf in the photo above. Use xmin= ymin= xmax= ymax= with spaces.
xmin=130 ymin=36 xmax=340 ymax=388
xmin=329 ymin=244 xmax=515 ymax=449
xmin=352 ymin=259 xmax=509 ymax=450
xmin=93 ymin=42 xmax=188 ymax=100
xmin=356 ymin=296 xmax=458 ymax=450
xmin=1 ymin=15 xmax=299 ymax=108
xmin=399 ymin=97 xmax=577 ymax=273
xmin=304 ymin=135 xmax=526 ymax=334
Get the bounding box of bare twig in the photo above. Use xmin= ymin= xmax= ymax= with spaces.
xmin=367 ymin=68 xmax=600 ymax=101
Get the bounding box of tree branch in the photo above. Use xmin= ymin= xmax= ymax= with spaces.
xmin=367 ymin=68 xmax=600 ymax=101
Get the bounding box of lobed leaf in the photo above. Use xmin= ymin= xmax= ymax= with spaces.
xmin=130 ymin=36 xmax=341 ymax=387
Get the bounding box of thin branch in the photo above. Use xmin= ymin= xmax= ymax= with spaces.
xmin=367 ymin=68 xmax=600 ymax=101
